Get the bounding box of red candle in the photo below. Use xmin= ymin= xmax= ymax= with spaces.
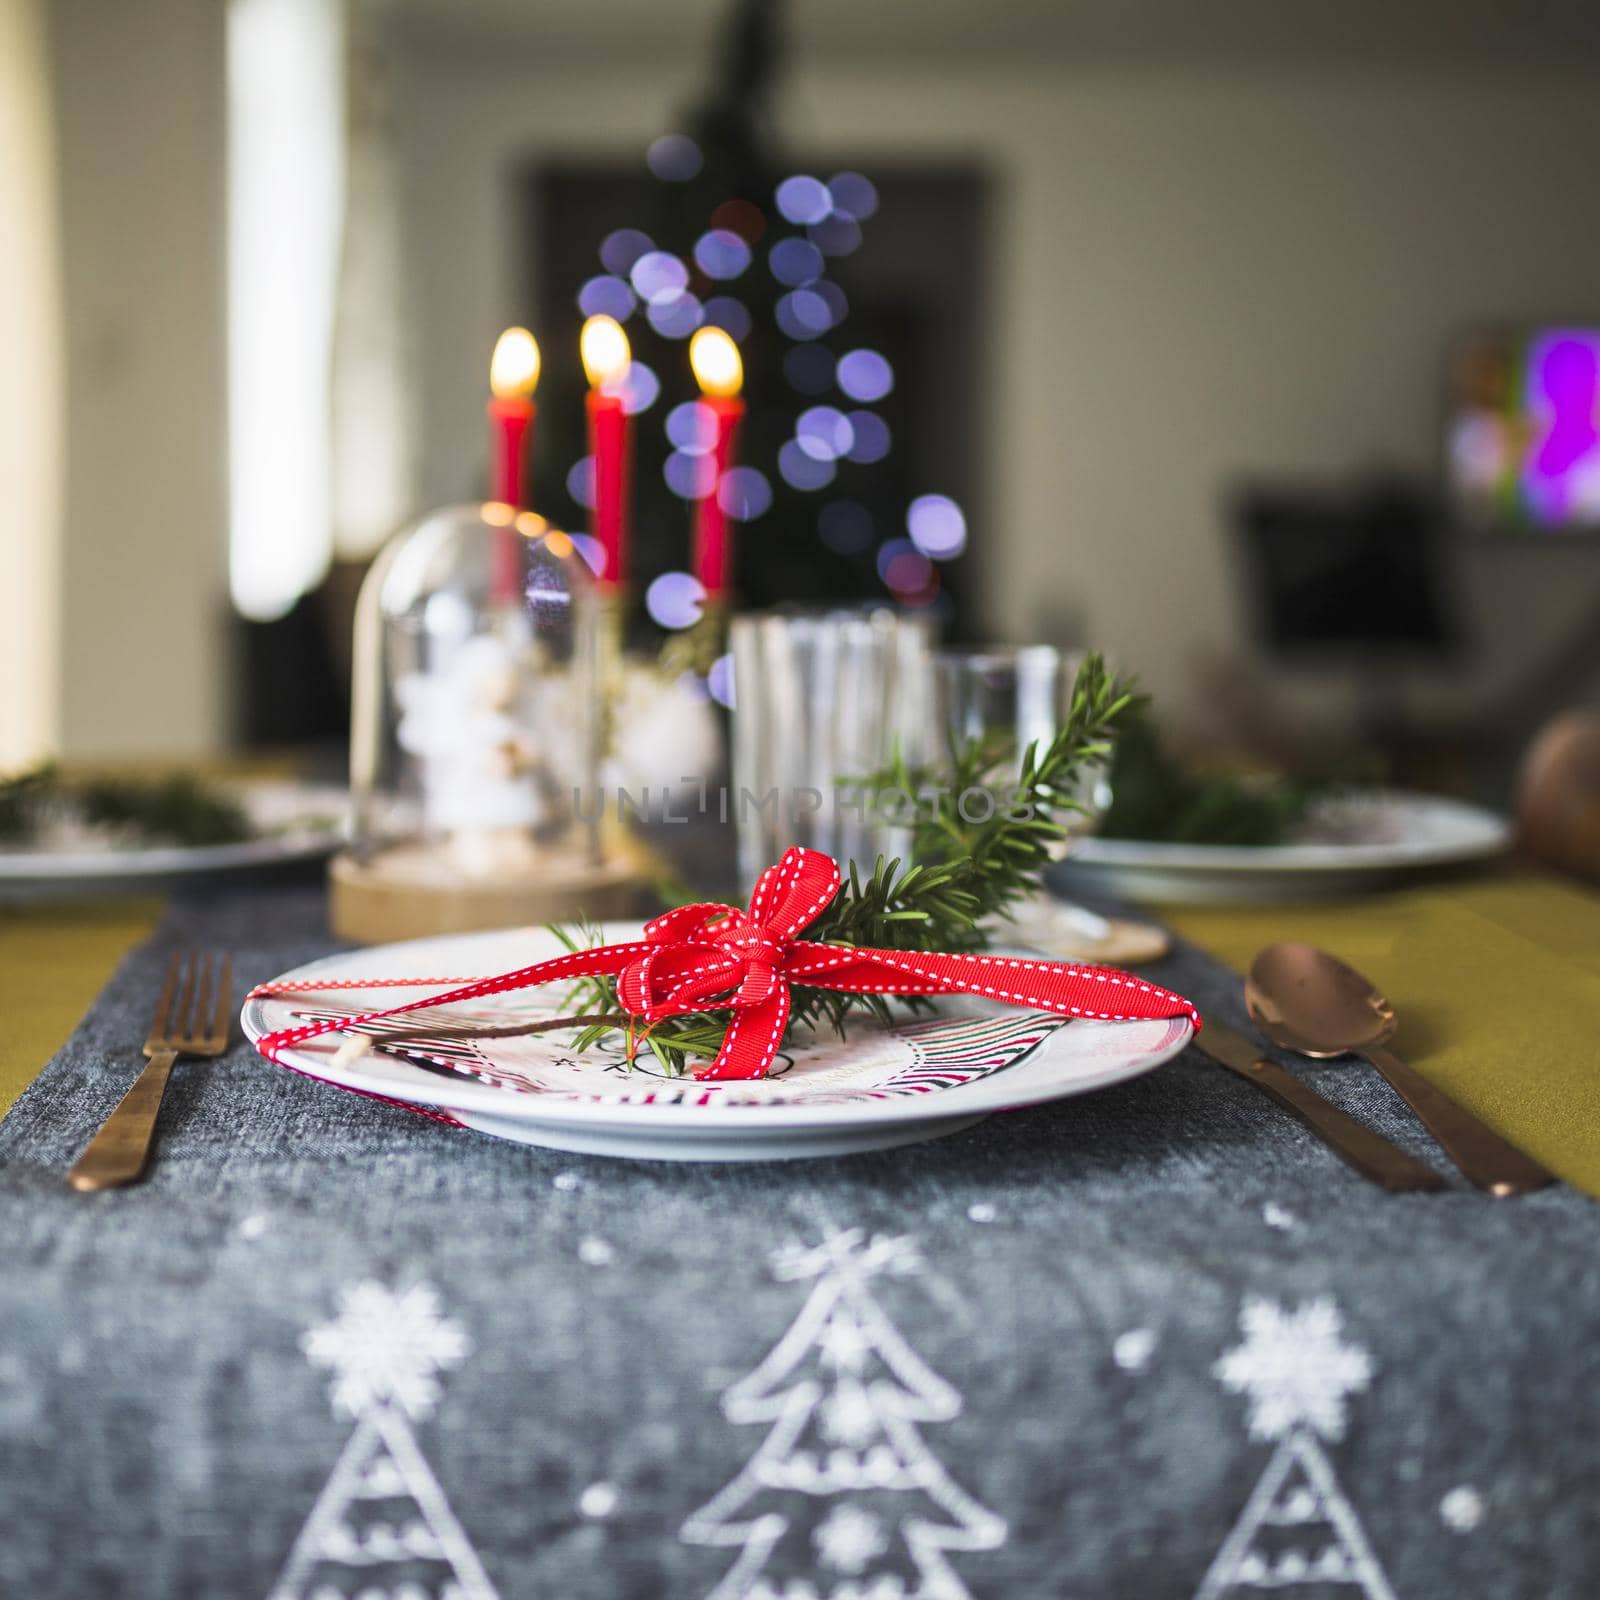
xmin=486 ymin=326 xmax=540 ymax=602
xmin=688 ymin=327 xmax=746 ymax=599
xmin=580 ymin=314 xmax=633 ymax=589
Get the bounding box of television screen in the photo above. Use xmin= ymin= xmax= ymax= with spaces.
xmin=1447 ymin=327 xmax=1600 ymax=531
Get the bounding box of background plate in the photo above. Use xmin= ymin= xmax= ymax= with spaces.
xmin=0 ymin=780 xmax=345 ymax=897
xmin=1062 ymin=790 xmax=1510 ymax=905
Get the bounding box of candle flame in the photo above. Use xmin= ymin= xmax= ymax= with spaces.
xmin=690 ymin=326 xmax=743 ymax=398
xmin=515 ymin=510 xmax=548 ymax=539
xmin=543 ymin=528 xmax=575 ymax=561
xmin=580 ymin=315 xmax=631 ymax=389
xmin=481 ymin=500 xmax=517 ymax=526
xmin=490 ymin=327 xmax=541 ymax=398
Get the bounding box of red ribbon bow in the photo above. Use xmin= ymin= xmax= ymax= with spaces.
xmin=255 ymin=847 xmax=1199 ymax=1081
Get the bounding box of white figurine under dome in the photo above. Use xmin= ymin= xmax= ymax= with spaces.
xmin=395 ymin=634 xmax=547 ymax=876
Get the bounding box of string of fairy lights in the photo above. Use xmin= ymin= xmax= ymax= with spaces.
xmin=560 ymin=130 xmax=968 ymax=683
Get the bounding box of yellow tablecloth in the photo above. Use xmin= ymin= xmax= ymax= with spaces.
xmin=3 ymin=875 xmax=1597 ymax=1194
xmin=0 ymin=898 xmax=162 ymax=1115
xmin=1164 ymin=874 xmax=1600 ymax=1197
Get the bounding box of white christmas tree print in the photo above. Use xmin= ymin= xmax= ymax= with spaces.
xmin=681 ymin=1228 xmax=1006 ymax=1600
xmin=1195 ymin=1297 xmax=1397 ymax=1600
xmin=269 ymin=1282 xmax=499 ymax=1600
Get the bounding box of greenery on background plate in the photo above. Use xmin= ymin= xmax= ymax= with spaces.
xmin=1098 ymin=712 xmax=1344 ymax=848
xmin=0 ymin=765 xmax=253 ymax=851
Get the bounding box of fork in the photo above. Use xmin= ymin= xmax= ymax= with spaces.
xmin=68 ymin=951 xmax=233 ymax=1192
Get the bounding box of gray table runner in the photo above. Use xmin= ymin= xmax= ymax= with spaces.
xmin=1 ymin=883 xmax=1596 ymax=1599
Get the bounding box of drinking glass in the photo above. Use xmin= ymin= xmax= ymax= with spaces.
xmin=935 ymin=645 xmax=1124 ymax=955
xmin=730 ymin=605 xmax=936 ymax=891
xmin=936 ymin=645 xmax=1109 ymax=849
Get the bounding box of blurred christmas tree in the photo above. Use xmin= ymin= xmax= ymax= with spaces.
xmin=530 ymin=0 xmax=970 ymax=665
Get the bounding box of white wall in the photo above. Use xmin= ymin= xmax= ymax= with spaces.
xmin=50 ymin=0 xmax=228 ymax=758
xmin=37 ymin=10 xmax=1600 ymax=754
xmin=0 ymin=0 xmax=63 ymax=767
xmin=397 ymin=44 xmax=1600 ymax=728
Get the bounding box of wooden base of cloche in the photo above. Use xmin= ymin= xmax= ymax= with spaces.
xmin=329 ymin=830 xmax=653 ymax=944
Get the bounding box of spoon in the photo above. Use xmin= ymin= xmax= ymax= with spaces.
xmin=1245 ymin=942 xmax=1555 ymax=1197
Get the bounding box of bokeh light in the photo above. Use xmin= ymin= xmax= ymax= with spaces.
xmin=836 ymin=348 xmax=893 ymax=403
xmin=577 ymin=274 xmax=637 ymax=322
xmin=783 ymin=344 xmax=834 ymax=395
xmin=646 ymin=292 xmax=703 ymax=339
xmin=877 ymin=538 xmax=934 ymax=595
xmin=707 ymin=652 xmax=736 ymax=709
xmin=611 ymin=360 xmax=660 ymax=415
xmin=566 ymin=456 xmax=596 ymax=510
xmin=693 ymin=228 xmax=751 ymax=280
xmin=646 ymin=133 xmax=702 ymax=182
xmin=845 ymin=410 xmax=892 ymax=463
xmin=710 ymin=199 xmax=765 ymax=244
xmin=809 ymin=213 xmax=863 ymax=257
xmin=664 ymin=450 xmax=717 ymax=500
xmin=599 ymin=228 xmax=652 ymax=276
xmin=718 ymin=466 xmax=773 ymax=520
xmin=666 ymin=400 xmax=717 ymax=455
xmin=630 ymin=251 xmax=689 ymax=305
xmin=778 ymin=439 xmax=836 ymax=491
xmin=768 ymin=237 xmax=823 ymax=287
xmin=645 ymin=570 xmax=707 ymax=629
xmin=813 ymin=281 xmax=849 ymax=324
xmin=776 ymin=289 xmax=834 ymax=341
xmin=775 ymin=174 xmax=832 ymax=225
xmin=702 ymin=296 xmax=752 ymax=342
xmin=829 ymin=172 xmax=879 ymax=219
xmin=906 ymin=493 xmax=968 ymax=559
xmin=568 ymin=533 xmax=605 ymax=577
xmin=819 ymin=499 xmax=874 ymax=555
xmin=796 ymin=405 xmax=854 ymax=462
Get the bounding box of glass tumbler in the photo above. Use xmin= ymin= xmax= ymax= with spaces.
xmin=935 ymin=645 xmax=1122 ymax=953
xmin=935 ymin=645 xmax=1110 ymax=850
xmin=730 ymin=605 xmax=936 ymax=891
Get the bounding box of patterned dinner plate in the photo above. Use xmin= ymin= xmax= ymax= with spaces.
xmin=242 ymin=924 xmax=1194 ymax=1162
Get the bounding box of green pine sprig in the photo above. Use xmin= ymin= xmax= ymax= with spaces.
xmin=546 ymin=652 xmax=1140 ymax=1075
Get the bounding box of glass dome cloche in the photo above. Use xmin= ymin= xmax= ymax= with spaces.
xmin=329 ymin=501 xmax=647 ymax=942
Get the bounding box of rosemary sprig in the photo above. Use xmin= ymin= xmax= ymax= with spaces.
xmin=548 ymin=652 xmax=1139 ymax=1074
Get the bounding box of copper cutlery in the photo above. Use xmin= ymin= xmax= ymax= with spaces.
xmin=1193 ymin=1017 xmax=1446 ymax=1192
xmin=68 ymin=950 xmax=232 ymax=1192
xmin=1246 ymin=942 xmax=1554 ymax=1197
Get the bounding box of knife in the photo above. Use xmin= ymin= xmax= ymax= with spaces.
xmin=1195 ymin=1017 xmax=1447 ymax=1192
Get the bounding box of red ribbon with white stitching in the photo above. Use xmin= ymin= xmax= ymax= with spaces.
xmin=252 ymin=847 xmax=1199 ymax=1081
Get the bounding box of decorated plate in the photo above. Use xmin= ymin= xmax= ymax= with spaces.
xmin=1061 ymin=790 xmax=1510 ymax=906
xmin=242 ymin=924 xmax=1194 ymax=1162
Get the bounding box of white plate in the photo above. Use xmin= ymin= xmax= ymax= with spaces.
xmin=1061 ymin=790 xmax=1511 ymax=905
xmin=242 ymin=924 xmax=1195 ymax=1162
xmin=0 ymin=780 xmax=346 ymax=896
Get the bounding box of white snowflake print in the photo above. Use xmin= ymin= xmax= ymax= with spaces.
xmin=302 ymin=1281 xmax=470 ymax=1421
xmin=1196 ymin=1297 xmax=1394 ymax=1600
xmin=1440 ymin=1484 xmax=1484 ymax=1531
xmin=1214 ymin=1296 xmax=1372 ymax=1443
xmin=274 ymin=1282 xmax=496 ymax=1600
xmin=772 ymin=1228 xmax=921 ymax=1286
xmin=813 ymin=1504 xmax=890 ymax=1575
